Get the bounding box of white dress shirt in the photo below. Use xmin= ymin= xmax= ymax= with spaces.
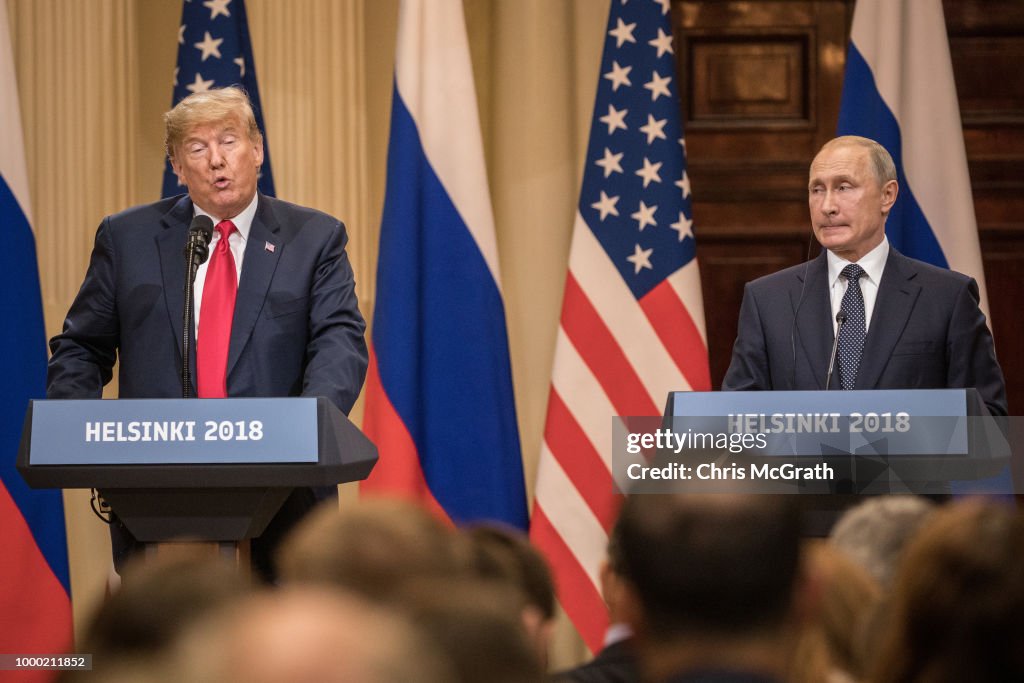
xmin=192 ymin=193 xmax=258 ymax=333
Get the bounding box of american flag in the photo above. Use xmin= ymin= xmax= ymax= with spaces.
xmin=529 ymin=0 xmax=710 ymax=652
xmin=161 ymin=0 xmax=275 ymax=198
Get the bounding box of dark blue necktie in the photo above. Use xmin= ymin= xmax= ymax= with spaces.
xmin=837 ymin=264 xmax=866 ymax=390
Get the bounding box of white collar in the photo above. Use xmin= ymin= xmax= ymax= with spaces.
xmin=827 ymin=235 xmax=889 ymax=287
xmin=192 ymin=192 xmax=258 ymax=242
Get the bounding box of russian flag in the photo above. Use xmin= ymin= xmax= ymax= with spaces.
xmin=838 ymin=0 xmax=988 ymax=315
xmin=361 ymin=0 xmax=528 ymax=529
xmin=839 ymin=0 xmax=1009 ymax=494
xmin=0 ymin=7 xmax=73 ymax=671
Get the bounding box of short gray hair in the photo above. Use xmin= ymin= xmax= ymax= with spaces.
xmin=829 ymin=496 xmax=937 ymax=588
xmin=818 ymin=135 xmax=898 ymax=185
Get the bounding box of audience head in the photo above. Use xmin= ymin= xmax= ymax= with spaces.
xmin=172 ymin=587 xmax=454 ymax=683
xmin=58 ymin=659 xmax=172 ymax=683
xmin=464 ymin=524 xmax=556 ymax=663
xmin=791 ymin=542 xmax=882 ymax=683
xmin=276 ymin=498 xmax=464 ymax=600
xmin=829 ymin=495 xmax=937 ymax=588
xmin=617 ymin=493 xmax=804 ymax=640
xmin=396 ymin=579 xmax=545 ymax=683
xmin=871 ymin=500 xmax=1024 ymax=683
xmin=600 ymin=509 xmax=630 ymax=623
xmin=80 ymin=551 xmax=251 ymax=659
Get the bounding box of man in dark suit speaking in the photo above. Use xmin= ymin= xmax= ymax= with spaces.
xmin=46 ymin=87 xmax=368 ymax=577
xmin=723 ymin=136 xmax=1006 ymax=417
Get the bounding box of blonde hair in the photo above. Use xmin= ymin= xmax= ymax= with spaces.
xmin=164 ymin=86 xmax=262 ymax=160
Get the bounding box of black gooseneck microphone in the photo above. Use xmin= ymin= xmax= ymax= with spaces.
xmin=824 ymin=310 xmax=847 ymax=390
xmin=182 ymin=215 xmax=214 ymax=398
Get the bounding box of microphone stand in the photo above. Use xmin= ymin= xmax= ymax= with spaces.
xmin=182 ymin=228 xmax=211 ymax=398
xmin=824 ymin=310 xmax=847 ymax=390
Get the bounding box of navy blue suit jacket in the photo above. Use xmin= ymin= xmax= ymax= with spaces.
xmin=47 ymin=193 xmax=367 ymax=411
xmin=722 ymin=248 xmax=1007 ymax=416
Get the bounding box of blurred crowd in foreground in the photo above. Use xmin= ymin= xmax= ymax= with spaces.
xmin=60 ymin=494 xmax=1024 ymax=683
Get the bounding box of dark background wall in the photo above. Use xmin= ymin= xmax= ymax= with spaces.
xmin=674 ymin=0 xmax=1024 ymax=411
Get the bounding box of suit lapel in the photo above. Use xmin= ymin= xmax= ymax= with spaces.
xmin=856 ymin=249 xmax=920 ymax=389
xmin=156 ymin=196 xmax=195 ymax=373
xmin=227 ymin=194 xmax=281 ymax=378
xmin=794 ymin=253 xmax=833 ymax=389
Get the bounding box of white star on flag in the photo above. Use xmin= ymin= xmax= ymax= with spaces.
xmin=653 ymin=0 xmax=671 ymax=15
xmin=639 ymin=114 xmax=667 ymax=144
xmin=203 ymin=0 xmax=231 ymax=20
xmin=626 ymin=243 xmax=654 ymax=273
xmin=194 ymin=31 xmax=224 ymax=60
xmin=675 ymin=171 xmax=691 ymax=198
xmin=591 ymin=191 xmax=621 ymax=221
xmin=234 ymin=56 xmax=245 ymax=76
xmin=631 ymin=200 xmax=658 ymax=230
xmin=648 ymin=28 xmax=674 ymax=57
xmin=186 ymin=72 xmax=215 ymax=93
xmin=603 ymin=61 xmax=632 ymax=91
xmin=178 ymin=24 xmax=186 ymax=44
xmin=644 ymin=70 xmax=672 ymax=101
xmin=635 ymin=157 xmax=663 ymax=187
xmin=608 ymin=18 xmax=637 ymax=48
xmin=599 ymin=104 xmax=628 ymax=135
xmin=595 ymin=148 xmax=625 ymax=177
xmin=670 ymin=211 xmax=694 ymax=241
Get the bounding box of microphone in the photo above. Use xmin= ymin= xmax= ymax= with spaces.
xmin=184 ymin=215 xmax=214 ymax=276
xmin=825 ymin=310 xmax=847 ymax=390
xmin=181 ymin=215 xmax=214 ymax=399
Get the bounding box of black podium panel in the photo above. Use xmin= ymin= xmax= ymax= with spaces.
xmin=98 ymin=487 xmax=291 ymax=542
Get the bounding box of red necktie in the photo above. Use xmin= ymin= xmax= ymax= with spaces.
xmin=197 ymin=219 xmax=238 ymax=398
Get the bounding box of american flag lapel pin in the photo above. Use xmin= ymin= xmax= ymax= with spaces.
xmin=265 ymin=241 xmax=276 ymax=253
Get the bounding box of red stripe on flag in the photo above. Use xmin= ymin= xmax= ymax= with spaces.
xmin=639 ymin=280 xmax=711 ymax=391
xmin=530 ymin=504 xmax=608 ymax=653
xmin=561 ymin=273 xmax=660 ymax=416
xmin=361 ymin=347 xmax=450 ymax=524
xmin=0 ymin=483 xmax=72 ymax=682
xmin=543 ymin=389 xmax=618 ymax=533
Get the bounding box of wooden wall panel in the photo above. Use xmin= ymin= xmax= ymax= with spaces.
xmin=688 ymin=34 xmax=809 ymax=123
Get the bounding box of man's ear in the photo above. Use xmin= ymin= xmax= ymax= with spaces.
xmin=618 ymin=580 xmax=648 ymax=638
xmin=880 ymin=179 xmax=899 ymax=215
xmin=790 ymin=546 xmax=824 ymax=628
xmin=253 ymin=136 xmax=265 ymax=167
xmin=169 ymin=156 xmax=186 ymax=187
